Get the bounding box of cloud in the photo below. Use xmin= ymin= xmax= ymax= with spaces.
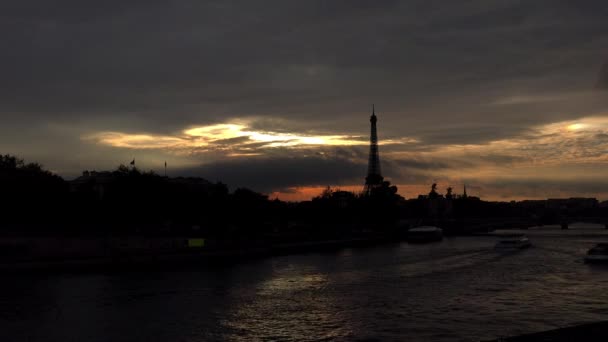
xmin=86 ymin=119 xmax=417 ymax=155
xmin=2 ymin=1 xmax=606 ymax=125
xmin=465 ymin=178 xmax=608 ymax=201
xmin=389 ymin=159 xmax=453 ymax=170
xmin=176 ymin=155 xmax=365 ymax=193
xmin=598 ymin=61 xmax=608 ymax=89
xmin=2 ymin=0 xmax=608 ymax=200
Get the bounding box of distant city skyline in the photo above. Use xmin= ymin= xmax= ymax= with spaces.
xmin=1 ymin=1 xmax=608 ymax=201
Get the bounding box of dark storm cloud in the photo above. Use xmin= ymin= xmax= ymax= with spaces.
xmin=0 ymin=0 xmax=403 ymax=127
xmin=2 ymin=1 xmax=606 ymax=124
xmin=2 ymin=0 xmax=608 ymax=196
xmin=176 ymin=155 xmax=364 ymax=193
xmin=598 ymin=61 xmax=608 ymax=89
xmin=389 ymin=159 xmax=452 ymax=170
xmin=476 ymin=154 xmax=527 ymax=166
xmin=413 ymin=124 xmax=535 ymax=146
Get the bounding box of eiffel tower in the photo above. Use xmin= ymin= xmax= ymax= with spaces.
xmin=363 ymin=105 xmax=384 ymax=195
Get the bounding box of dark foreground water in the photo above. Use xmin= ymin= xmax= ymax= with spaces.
xmin=2 ymin=225 xmax=608 ymax=342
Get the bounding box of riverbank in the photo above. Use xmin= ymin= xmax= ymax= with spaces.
xmin=488 ymin=321 xmax=608 ymax=341
xmin=0 ymin=235 xmax=395 ymax=273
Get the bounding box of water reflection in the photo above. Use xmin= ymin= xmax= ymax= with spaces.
xmin=3 ymin=227 xmax=608 ymax=341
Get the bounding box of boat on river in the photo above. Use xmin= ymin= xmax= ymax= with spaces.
xmin=407 ymin=226 xmax=443 ymax=243
xmin=494 ymin=234 xmax=531 ymax=250
xmin=584 ymin=243 xmax=608 ymax=263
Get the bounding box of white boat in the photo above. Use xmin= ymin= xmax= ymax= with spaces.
xmin=584 ymin=243 xmax=608 ymax=263
xmin=407 ymin=226 xmax=443 ymax=243
xmin=494 ymin=235 xmax=531 ymax=250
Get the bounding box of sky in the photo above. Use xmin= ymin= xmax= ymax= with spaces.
xmin=1 ymin=0 xmax=608 ymax=201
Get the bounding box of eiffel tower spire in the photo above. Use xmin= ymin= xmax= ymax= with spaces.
xmin=364 ymin=104 xmax=383 ymax=195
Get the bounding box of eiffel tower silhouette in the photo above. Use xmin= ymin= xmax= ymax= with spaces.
xmin=363 ymin=104 xmax=384 ymax=195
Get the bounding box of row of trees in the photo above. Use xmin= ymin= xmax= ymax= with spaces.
xmin=0 ymin=154 xmax=409 ymax=237
xmin=2 ymin=154 xmax=602 ymax=237
xmin=1 ymin=155 xmax=69 ymax=227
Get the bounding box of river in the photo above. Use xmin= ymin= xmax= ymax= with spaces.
xmin=2 ymin=224 xmax=608 ymax=341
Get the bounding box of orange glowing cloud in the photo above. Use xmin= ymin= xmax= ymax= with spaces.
xmin=86 ymin=120 xmax=417 ymax=153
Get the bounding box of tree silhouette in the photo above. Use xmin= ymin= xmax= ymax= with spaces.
xmin=0 ymin=154 xmax=68 ymax=232
xmin=428 ymin=183 xmax=439 ymax=199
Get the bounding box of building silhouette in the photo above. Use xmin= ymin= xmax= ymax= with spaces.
xmin=363 ymin=105 xmax=384 ymax=195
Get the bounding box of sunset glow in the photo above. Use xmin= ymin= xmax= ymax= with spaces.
xmin=5 ymin=0 xmax=606 ymax=203
xmin=5 ymin=3 xmax=608 ymax=338
xmin=83 ymin=114 xmax=608 ymax=201
xmin=566 ymin=123 xmax=586 ymax=131
xmin=87 ymin=121 xmax=416 ymax=152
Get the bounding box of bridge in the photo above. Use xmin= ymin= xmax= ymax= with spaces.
xmin=401 ymin=216 xmax=608 ymax=235
xmin=556 ymin=217 xmax=608 ymax=230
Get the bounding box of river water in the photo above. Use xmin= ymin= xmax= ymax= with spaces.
xmin=2 ymin=224 xmax=608 ymax=341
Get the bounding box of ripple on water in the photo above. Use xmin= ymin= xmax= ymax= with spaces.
xmin=3 ymin=232 xmax=608 ymax=341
